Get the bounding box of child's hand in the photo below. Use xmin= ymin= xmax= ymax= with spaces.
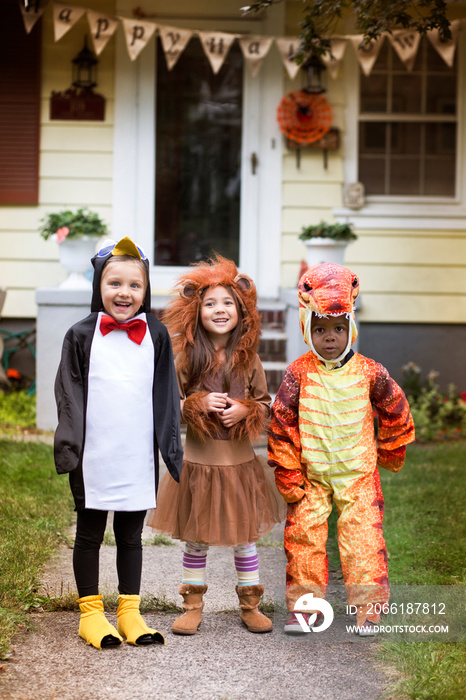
xmin=219 ymin=398 xmax=249 ymax=428
xmin=203 ymin=392 xmax=229 ymax=413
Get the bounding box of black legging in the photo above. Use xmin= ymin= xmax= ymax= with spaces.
xmin=73 ymin=509 xmax=146 ymax=597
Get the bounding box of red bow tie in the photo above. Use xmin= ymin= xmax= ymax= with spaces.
xmin=99 ymin=315 xmax=147 ymax=345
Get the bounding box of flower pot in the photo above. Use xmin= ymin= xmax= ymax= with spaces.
xmin=55 ymin=236 xmax=100 ymax=289
xmin=303 ymin=239 xmax=349 ymax=268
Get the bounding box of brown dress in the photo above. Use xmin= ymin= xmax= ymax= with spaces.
xmin=146 ymin=355 xmax=284 ymax=546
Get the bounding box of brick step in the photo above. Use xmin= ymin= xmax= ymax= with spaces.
xmin=260 ymin=328 xmax=287 ymax=340
xmin=152 ymin=296 xmax=288 ymax=394
xmin=258 ymin=300 xmax=286 ymax=333
xmin=262 ymin=360 xmax=287 ymax=395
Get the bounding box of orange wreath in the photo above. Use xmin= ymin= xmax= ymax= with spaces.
xmin=277 ymin=90 xmax=333 ymax=144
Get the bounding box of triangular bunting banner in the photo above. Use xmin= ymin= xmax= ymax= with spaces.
xmin=87 ymin=10 xmax=119 ymax=57
xmin=159 ymin=25 xmax=193 ymax=70
xmin=17 ymin=6 xmax=466 ymax=78
xmin=389 ymin=30 xmax=421 ymax=71
xmin=427 ymin=19 xmax=460 ymax=68
xmin=275 ymin=37 xmax=301 ymax=80
xmin=119 ymin=17 xmax=157 ymax=62
xmin=350 ymin=34 xmax=385 ymax=77
xmin=238 ymin=35 xmax=273 ymax=77
xmin=198 ymin=31 xmax=236 ymax=74
xmin=20 ymin=2 xmax=45 ymax=34
xmin=53 ymin=2 xmax=86 ymax=42
xmin=321 ymin=38 xmax=347 ymax=79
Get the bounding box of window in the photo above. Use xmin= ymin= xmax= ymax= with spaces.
xmin=0 ymin=2 xmax=41 ymax=205
xmin=358 ymin=38 xmax=457 ymax=197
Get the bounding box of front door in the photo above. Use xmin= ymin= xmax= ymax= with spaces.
xmin=113 ymin=2 xmax=284 ymax=298
xmin=155 ymin=37 xmax=243 ymax=266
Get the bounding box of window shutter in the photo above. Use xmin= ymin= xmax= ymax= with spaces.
xmin=0 ymin=2 xmax=41 ymax=204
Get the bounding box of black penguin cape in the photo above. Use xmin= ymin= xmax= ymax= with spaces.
xmin=53 ymin=237 xmax=183 ymax=509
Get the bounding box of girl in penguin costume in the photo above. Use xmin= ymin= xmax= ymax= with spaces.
xmin=54 ymin=236 xmax=183 ymax=649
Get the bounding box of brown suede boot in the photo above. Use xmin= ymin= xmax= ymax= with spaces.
xmin=235 ymin=585 xmax=273 ymax=633
xmin=172 ymin=584 xmax=208 ymax=635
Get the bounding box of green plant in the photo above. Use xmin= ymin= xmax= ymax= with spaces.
xmin=401 ymin=364 xmax=466 ymax=441
xmin=39 ymin=208 xmax=107 ymax=242
xmin=0 ymin=439 xmax=74 ymax=658
xmin=0 ymin=390 xmax=35 ymax=429
xmin=143 ymin=534 xmax=175 ymax=546
xmin=299 ymin=221 xmax=357 ymax=242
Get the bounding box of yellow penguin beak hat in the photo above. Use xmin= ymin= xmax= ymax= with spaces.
xmin=90 ymin=236 xmax=151 ymax=312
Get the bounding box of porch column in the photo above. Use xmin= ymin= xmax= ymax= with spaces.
xmin=35 ymin=288 xmax=91 ymax=431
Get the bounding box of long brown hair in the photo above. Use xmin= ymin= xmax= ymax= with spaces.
xmin=162 ymin=255 xmax=261 ymax=387
xmin=188 ymin=285 xmax=244 ymax=391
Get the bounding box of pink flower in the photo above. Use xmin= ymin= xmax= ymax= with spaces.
xmin=56 ymin=226 xmax=70 ymax=243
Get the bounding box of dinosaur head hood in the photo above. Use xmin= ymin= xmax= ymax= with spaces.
xmin=90 ymin=237 xmax=151 ymax=313
xmin=298 ymin=262 xmax=360 ymax=368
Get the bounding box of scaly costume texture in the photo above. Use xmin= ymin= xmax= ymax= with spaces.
xmin=147 ymin=256 xmax=282 ymax=546
xmin=268 ymin=263 xmax=415 ymax=612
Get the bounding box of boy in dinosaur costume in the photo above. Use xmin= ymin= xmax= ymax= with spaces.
xmin=268 ymin=263 xmax=414 ymax=635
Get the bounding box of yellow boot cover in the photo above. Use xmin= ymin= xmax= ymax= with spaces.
xmin=77 ymin=595 xmax=123 ymax=650
xmin=117 ymin=595 xmax=166 ymax=646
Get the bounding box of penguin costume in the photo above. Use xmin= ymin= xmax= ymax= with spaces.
xmin=54 ymin=236 xmax=183 ymax=649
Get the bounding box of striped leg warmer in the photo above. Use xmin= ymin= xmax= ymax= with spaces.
xmin=234 ymin=542 xmax=260 ymax=586
xmin=182 ymin=542 xmax=209 ymax=585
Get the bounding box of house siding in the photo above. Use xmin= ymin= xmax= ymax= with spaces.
xmin=1 ymin=0 xmax=465 ymax=329
xmin=0 ymin=0 xmax=115 ymax=318
xmin=281 ymin=2 xmax=466 ymax=326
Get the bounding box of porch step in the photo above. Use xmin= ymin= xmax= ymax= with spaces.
xmin=151 ymin=296 xmax=288 ymax=395
xmin=261 ymin=360 xmax=288 ymax=395
xmin=258 ymin=301 xmax=287 ymax=394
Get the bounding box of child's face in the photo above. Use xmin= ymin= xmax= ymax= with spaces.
xmin=200 ymin=285 xmax=238 ymax=344
xmin=100 ymin=259 xmax=146 ymax=321
xmin=311 ymin=315 xmax=349 ymax=360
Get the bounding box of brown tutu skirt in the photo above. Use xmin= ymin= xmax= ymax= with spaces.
xmin=147 ymin=455 xmax=285 ymax=546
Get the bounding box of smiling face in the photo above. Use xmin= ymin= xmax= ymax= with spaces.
xmin=311 ymin=314 xmax=350 ymax=360
xmin=100 ymin=259 xmax=146 ymax=321
xmin=200 ymin=285 xmax=239 ymax=346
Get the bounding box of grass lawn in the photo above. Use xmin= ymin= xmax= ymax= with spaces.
xmin=0 ymin=439 xmax=74 ymax=659
xmin=378 ymin=442 xmax=465 ymax=700
xmin=327 ymin=441 xmax=465 ymax=700
xmin=0 ymin=414 xmax=464 ymax=698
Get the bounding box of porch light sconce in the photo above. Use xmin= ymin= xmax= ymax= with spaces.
xmin=301 ymin=54 xmax=327 ymax=95
xmin=50 ymin=38 xmax=106 ymax=121
xmin=285 ymin=54 xmax=339 ymax=169
xmin=21 ymin=0 xmax=41 ymax=10
xmin=72 ymin=38 xmax=98 ymax=89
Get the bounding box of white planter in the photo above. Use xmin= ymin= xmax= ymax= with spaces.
xmin=303 ymin=239 xmax=349 ymax=268
xmin=55 ymin=236 xmax=100 ymax=289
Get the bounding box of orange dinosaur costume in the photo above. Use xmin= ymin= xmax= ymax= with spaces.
xmin=268 ymin=263 xmax=415 ymax=624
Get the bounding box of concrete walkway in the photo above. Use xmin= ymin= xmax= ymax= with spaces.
xmin=0 ymin=451 xmax=389 ymax=700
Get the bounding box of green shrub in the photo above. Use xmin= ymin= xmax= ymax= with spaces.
xmin=0 ymin=390 xmax=35 ymax=428
xmin=401 ymin=363 xmax=466 ymax=441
